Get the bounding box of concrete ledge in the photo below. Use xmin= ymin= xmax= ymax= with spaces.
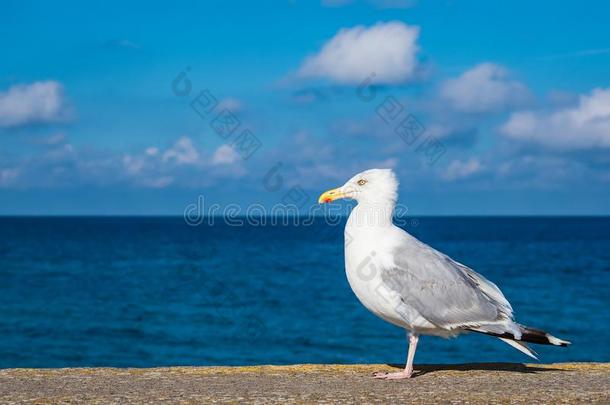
xmin=1 ymin=363 xmax=608 ymax=404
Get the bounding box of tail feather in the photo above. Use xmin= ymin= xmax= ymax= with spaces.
xmin=518 ymin=325 xmax=571 ymax=347
xmin=468 ymin=323 xmax=570 ymax=358
xmin=499 ymin=337 xmax=538 ymax=360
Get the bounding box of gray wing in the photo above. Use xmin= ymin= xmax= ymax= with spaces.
xmin=381 ymin=236 xmax=513 ymax=330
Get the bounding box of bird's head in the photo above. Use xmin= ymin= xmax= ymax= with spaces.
xmin=318 ymin=168 xmax=399 ymax=206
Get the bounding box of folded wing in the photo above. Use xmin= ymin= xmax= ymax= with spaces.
xmin=381 ymin=235 xmax=514 ymax=331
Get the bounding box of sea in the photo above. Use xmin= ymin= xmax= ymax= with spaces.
xmin=0 ymin=216 xmax=608 ymax=368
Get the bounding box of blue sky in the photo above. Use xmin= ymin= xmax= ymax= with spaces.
xmin=1 ymin=0 xmax=610 ymax=215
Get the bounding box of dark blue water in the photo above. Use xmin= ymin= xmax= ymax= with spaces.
xmin=1 ymin=217 xmax=608 ymax=368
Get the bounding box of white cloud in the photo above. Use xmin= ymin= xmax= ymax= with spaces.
xmin=0 ymin=81 xmax=69 ymax=127
xmin=1 ymin=135 xmax=248 ymax=189
xmin=440 ymin=63 xmax=530 ymax=113
xmin=162 ymin=137 xmax=200 ymax=165
xmin=119 ymin=137 xmax=247 ymax=188
xmin=212 ymin=145 xmax=239 ymax=165
xmin=145 ymin=147 xmax=159 ymax=156
xmin=501 ymin=87 xmax=610 ymax=149
xmin=442 ymin=158 xmax=483 ymax=181
xmin=298 ymin=21 xmax=420 ymax=84
xmin=122 ymin=154 xmax=146 ymax=175
xmin=217 ymin=97 xmax=242 ymax=112
xmin=122 ymin=137 xmax=203 ymax=185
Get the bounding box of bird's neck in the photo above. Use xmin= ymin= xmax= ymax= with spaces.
xmin=348 ymin=201 xmax=396 ymax=229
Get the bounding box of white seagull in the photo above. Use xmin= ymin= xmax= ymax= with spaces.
xmin=318 ymin=168 xmax=570 ymax=379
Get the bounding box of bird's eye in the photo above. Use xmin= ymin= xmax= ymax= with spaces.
xmin=357 ymin=179 xmax=367 ymax=186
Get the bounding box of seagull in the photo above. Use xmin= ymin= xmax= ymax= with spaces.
xmin=318 ymin=168 xmax=570 ymax=379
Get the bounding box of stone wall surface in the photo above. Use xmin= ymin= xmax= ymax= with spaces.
xmin=0 ymin=363 xmax=608 ymax=404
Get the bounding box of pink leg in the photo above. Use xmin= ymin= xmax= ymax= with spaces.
xmin=374 ymin=333 xmax=419 ymax=380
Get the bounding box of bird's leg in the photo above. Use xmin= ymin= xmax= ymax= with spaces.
xmin=374 ymin=332 xmax=419 ymax=380
xmin=404 ymin=333 xmax=418 ymax=376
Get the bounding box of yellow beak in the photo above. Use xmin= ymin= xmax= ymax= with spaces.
xmin=318 ymin=187 xmax=345 ymax=204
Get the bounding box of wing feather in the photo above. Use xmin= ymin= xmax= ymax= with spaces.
xmin=380 ymin=235 xmax=513 ymax=330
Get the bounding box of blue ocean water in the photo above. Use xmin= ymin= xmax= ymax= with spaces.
xmin=0 ymin=216 xmax=608 ymax=368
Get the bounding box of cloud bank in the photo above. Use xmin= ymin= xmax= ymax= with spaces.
xmin=501 ymin=87 xmax=610 ymax=149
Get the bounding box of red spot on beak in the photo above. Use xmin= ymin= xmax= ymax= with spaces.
xmin=324 ymin=197 xmax=332 ymax=203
